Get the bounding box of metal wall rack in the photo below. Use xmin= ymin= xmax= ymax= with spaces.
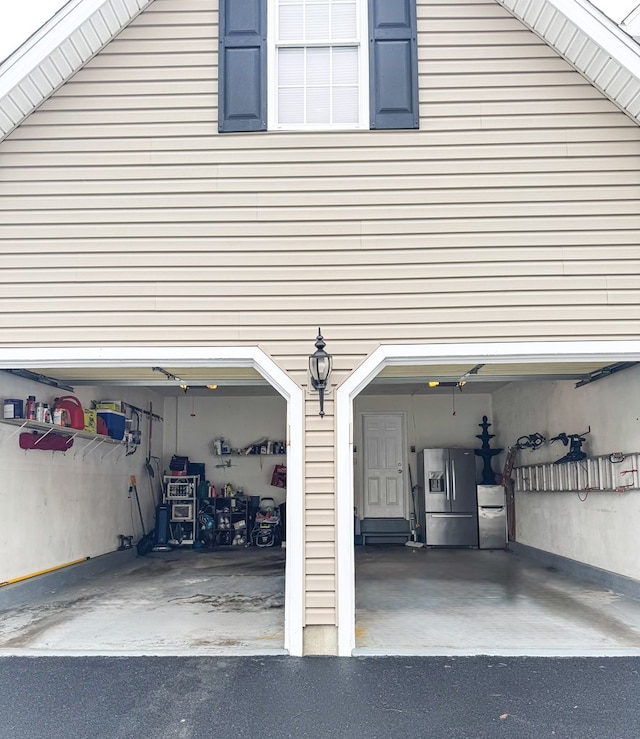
xmin=514 ymin=453 xmax=640 ymax=493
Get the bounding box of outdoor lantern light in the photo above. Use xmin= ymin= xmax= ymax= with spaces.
xmin=309 ymin=327 xmax=332 ymax=418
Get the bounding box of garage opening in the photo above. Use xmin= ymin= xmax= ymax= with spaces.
xmin=0 ymin=347 xmax=303 ymax=656
xmin=337 ymin=341 xmax=640 ymax=656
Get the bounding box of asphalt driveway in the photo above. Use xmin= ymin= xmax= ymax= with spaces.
xmin=0 ymin=656 xmax=637 ymax=739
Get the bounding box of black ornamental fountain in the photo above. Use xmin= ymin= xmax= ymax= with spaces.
xmin=475 ymin=415 xmax=503 ymax=485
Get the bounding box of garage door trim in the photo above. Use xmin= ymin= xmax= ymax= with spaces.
xmin=0 ymin=345 xmax=305 ymax=657
xmin=336 ymin=339 xmax=640 ymax=656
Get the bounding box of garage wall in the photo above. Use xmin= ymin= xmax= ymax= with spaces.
xmin=0 ymin=374 xmax=164 ymax=583
xmin=354 ymin=392 xmax=495 ymax=517
xmin=161 ymin=394 xmax=288 ymax=505
xmin=492 ymin=365 xmax=640 ymax=581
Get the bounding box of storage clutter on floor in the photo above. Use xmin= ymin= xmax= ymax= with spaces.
xmin=153 ymin=455 xmax=285 ymax=551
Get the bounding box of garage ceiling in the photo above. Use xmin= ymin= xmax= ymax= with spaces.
xmin=6 ymin=366 xmax=278 ymax=397
xmin=365 ymin=361 xmax=636 ymax=395
xmin=5 ymin=360 xmax=635 ymax=397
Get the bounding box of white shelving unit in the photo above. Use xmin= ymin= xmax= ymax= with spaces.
xmin=515 ymin=453 xmax=640 ymax=493
xmin=163 ymin=475 xmax=200 ymax=546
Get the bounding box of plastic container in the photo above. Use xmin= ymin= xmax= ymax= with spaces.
xmin=53 ymin=396 xmax=84 ymax=430
xmin=35 ymin=402 xmax=50 ymax=422
xmin=3 ymin=399 xmax=24 ymax=419
xmin=25 ymin=396 xmax=36 ymax=420
xmin=96 ymin=409 xmax=126 ymax=440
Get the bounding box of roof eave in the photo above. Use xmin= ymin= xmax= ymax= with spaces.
xmin=0 ymin=0 xmax=154 ymax=142
xmin=495 ymin=0 xmax=640 ymax=125
xmin=1 ymin=0 xmax=639 ymax=144
xmin=621 ymin=5 xmax=640 ymax=43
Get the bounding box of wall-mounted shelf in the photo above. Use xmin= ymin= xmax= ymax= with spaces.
xmin=0 ymin=417 xmax=125 ymax=457
xmin=218 ymin=453 xmax=286 ymax=458
xmin=213 ymin=438 xmax=286 ymax=457
xmin=515 ymin=453 xmax=640 ymax=493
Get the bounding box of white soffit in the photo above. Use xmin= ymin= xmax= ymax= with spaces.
xmin=0 ymin=0 xmax=155 ymax=141
xmin=495 ymin=0 xmax=640 ymax=124
xmin=622 ymin=6 xmax=640 ymax=42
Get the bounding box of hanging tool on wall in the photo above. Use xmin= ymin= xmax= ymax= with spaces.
xmin=129 ymin=475 xmax=146 ymax=537
xmin=125 ymin=406 xmax=141 ymax=456
xmin=550 ymin=427 xmax=591 ymax=464
xmin=144 ymin=401 xmax=163 ymax=507
xmin=515 ymin=432 xmax=546 ymax=451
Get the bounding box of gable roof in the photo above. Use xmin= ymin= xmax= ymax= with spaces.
xmin=1 ymin=0 xmax=640 ymax=143
xmin=495 ymin=1 xmax=640 ymax=123
xmin=0 ymin=0 xmax=154 ymax=141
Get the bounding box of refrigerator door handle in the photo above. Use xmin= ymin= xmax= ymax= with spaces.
xmin=430 ymin=513 xmax=475 ymax=518
xmin=451 ymin=458 xmax=456 ymax=500
xmin=445 ymin=461 xmax=450 ymax=501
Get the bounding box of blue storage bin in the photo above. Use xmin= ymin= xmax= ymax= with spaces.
xmin=97 ymin=409 xmax=126 ymax=440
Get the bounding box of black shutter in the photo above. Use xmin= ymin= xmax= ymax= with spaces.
xmin=368 ymin=0 xmax=419 ymax=130
xmin=218 ymin=0 xmax=267 ymax=132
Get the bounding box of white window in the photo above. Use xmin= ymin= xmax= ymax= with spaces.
xmin=268 ymin=0 xmax=369 ymax=130
xmin=218 ymin=0 xmax=418 ymax=134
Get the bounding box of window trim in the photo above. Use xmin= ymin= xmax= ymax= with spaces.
xmin=267 ymin=0 xmax=370 ymax=132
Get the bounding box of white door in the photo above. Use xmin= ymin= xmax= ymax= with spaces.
xmin=363 ymin=414 xmax=406 ymax=518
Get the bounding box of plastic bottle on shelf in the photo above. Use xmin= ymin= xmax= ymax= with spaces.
xmin=25 ymin=396 xmax=36 ymax=420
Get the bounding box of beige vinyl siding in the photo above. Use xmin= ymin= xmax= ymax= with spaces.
xmin=2 ymin=0 xmax=640 ymax=621
xmin=305 ymin=409 xmax=336 ymax=625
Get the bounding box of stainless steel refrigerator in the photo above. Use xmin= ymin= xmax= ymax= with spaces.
xmin=477 ymin=484 xmax=507 ymax=549
xmin=417 ymin=448 xmax=479 ymax=547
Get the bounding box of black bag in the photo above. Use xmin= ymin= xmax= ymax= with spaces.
xmin=136 ymin=530 xmax=155 ymax=556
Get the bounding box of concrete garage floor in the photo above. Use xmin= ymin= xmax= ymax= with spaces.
xmin=0 ymin=548 xmax=286 ymax=656
xmin=354 ymin=546 xmax=640 ymax=657
xmin=3 ymin=545 xmax=640 ymax=658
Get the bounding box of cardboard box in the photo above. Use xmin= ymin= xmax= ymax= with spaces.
xmin=96 ymin=400 xmax=123 ymax=412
